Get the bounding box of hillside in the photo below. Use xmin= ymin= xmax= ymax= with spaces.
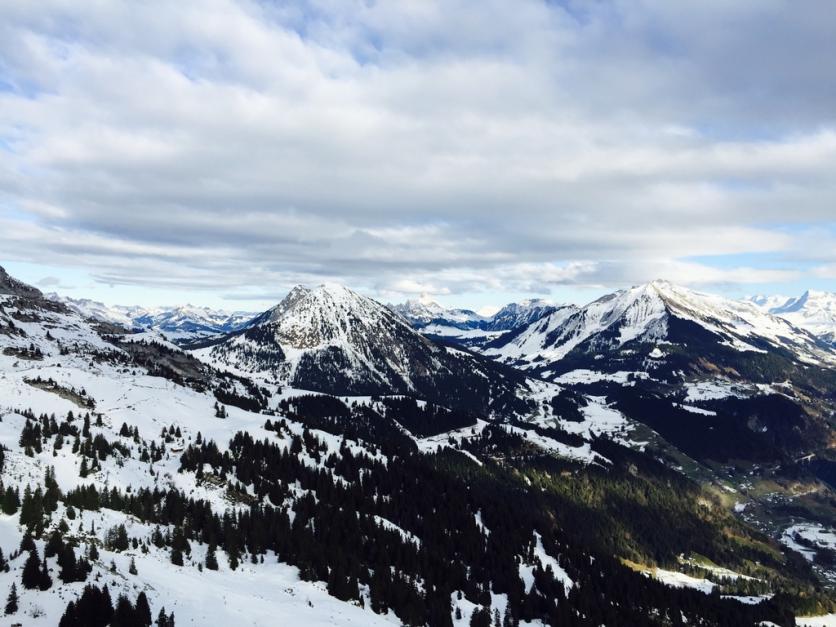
xmin=1 ymin=268 xmax=836 ymax=625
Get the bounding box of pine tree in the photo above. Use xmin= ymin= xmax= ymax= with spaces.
xmin=205 ymin=544 xmax=218 ymax=570
xmin=170 ymin=546 xmax=183 ymax=566
xmin=58 ymin=545 xmax=78 ymax=583
xmin=113 ymin=594 xmax=136 ymax=626
xmin=21 ymin=549 xmax=41 ymax=589
xmin=58 ymin=600 xmax=77 ymax=627
xmin=4 ymin=583 xmax=18 ymax=615
xmin=39 ymin=554 xmax=53 ymax=590
xmin=136 ymin=591 xmax=152 ymax=626
xmin=129 ymin=557 xmax=138 ymax=575
xmin=470 ymin=607 xmax=491 ymax=627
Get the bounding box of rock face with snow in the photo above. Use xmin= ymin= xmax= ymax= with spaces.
xmin=203 ymin=284 xmax=533 ymax=415
xmin=748 ymin=290 xmax=836 ymax=347
xmin=484 ymin=299 xmax=559 ymax=332
xmin=485 ymin=280 xmax=835 ymax=377
xmin=0 ymin=265 xmax=42 ymax=298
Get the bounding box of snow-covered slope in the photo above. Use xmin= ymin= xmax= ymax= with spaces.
xmin=46 ymin=295 xmax=136 ymax=328
xmin=198 ymin=284 xmax=538 ymax=416
xmin=746 ymin=294 xmax=792 ymax=312
xmin=1 ymin=266 xmax=833 ymax=625
xmin=0 ymin=271 xmax=404 ymax=625
xmin=485 ymin=280 xmax=836 ymax=372
xmin=748 ymin=290 xmax=836 ymax=347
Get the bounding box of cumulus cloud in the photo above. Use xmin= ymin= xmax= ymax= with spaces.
xmin=0 ymin=0 xmax=834 ymax=302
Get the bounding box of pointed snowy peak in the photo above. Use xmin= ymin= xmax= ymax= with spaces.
xmin=200 ymin=282 xmax=536 ymax=414
xmin=762 ymin=289 xmax=836 ymax=341
xmin=260 ymin=282 xmax=412 ymax=349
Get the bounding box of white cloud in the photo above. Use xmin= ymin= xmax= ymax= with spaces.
xmin=0 ymin=0 xmax=834 ymax=303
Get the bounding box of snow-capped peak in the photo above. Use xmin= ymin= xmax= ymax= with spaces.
xmin=485 ymin=280 xmax=835 ymax=369
xmin=263 ymin=282 xmax=412 ymax=349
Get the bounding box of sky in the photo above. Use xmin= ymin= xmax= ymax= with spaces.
xmin=1 ymin=0 xmax=836 ymax=314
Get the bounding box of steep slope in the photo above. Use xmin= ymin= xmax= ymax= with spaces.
xmin=482 ymin=281 xmax=836 ymax=468
xmin=747 ymin=294 xmax=792 ymax=311
xmin=0 ymin=266 xmax=43 ymax=298
xmin=199 ymin=284 xmax=536 ymax=417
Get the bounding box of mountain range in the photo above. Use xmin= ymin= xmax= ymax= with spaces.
xmin=3 ymin=264 xmax=836 ymax=625
xmin=49 ymin=294 xmax=257 ymax=340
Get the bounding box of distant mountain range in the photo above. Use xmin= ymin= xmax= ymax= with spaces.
xmin=390 ymin=297 xmax=558 ymax=332
xmin=49 ymin=294 xmax=258 ymax=340
xmin=389 ymin=297 xmax=560 ymax=348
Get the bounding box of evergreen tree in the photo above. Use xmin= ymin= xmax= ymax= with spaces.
xmin=205 ymin=544 xmax=218 ymax=571
xmin=21 ymin=549 xmax=41 ymax=589
xmin=113 ymin=594 xmax=136 ymax=626
xmin=470 ymin=607 xmax=491 ymax=627
xmin=58 ymin=545 xmax=78 ymax=583
xmin=4 ymin=583 xmax=18 ymax=615
xmin=39 ymin=554 xmax=53 ymax=590
xmin=136 ymin=591 xmax=152 ymax=626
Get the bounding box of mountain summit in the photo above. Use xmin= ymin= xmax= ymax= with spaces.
xmin=203 ymin=283 xmax=534 ymax=414
xmin=485 ymin=280 xmax=834 ymax=376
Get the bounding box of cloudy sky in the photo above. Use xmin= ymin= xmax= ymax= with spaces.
xmin=1 ymin=0 xmax=835 ymax=313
